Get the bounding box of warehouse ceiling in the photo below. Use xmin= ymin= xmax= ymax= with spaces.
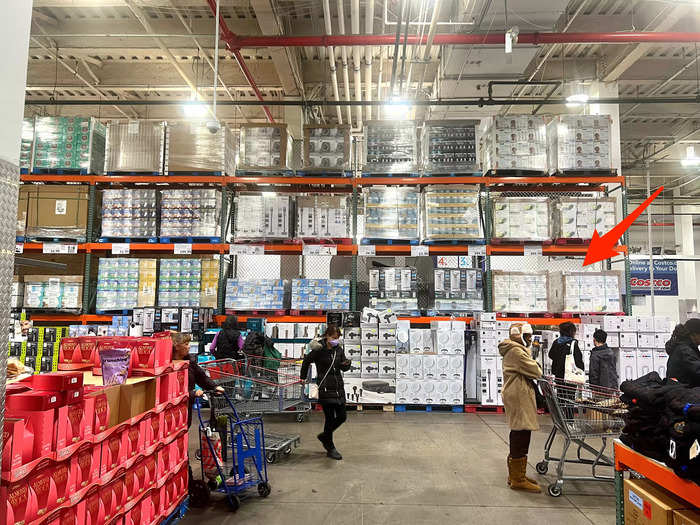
xmin=23 ymin=0 xmax=700 ymax=195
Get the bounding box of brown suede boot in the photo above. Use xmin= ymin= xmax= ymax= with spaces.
xmin=507 ymin=456 xmax=538 ymax=486
xmin=508 ymin=456 xmax=541 ymax=493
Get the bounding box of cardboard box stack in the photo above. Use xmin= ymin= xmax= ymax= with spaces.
xmin=295 ymin=195 xmax=350 ymax=239
xmin=23 ymin=275 xmax=83 ymax=311
xmin=1 ymin=345 xmax=190 ymax=525
xmin=623 ymin=478 xmax=696 ymax=525
xmin=475 ymin=313 xmax=505 ymax=406
xmin=199 ymin=258 xmax=219 ymax=309
xmin=164 ymin=121 xmax=236 ymax=175
xmin=493 ymin=271 xmax=556 ymax=313
xmin=433 ymin=268 xmax=484 ymax=313
xmin=363 ymin=187 xmax=420 ymax=241
xmin=225 ymin=279 xmax=286 ymax=311
xmin=31 ymin=116 xmax=106 ymax=174
xmin=303 ymin=125 xmax=350 ymax=171
xmin=481 ymin=116 xmax=548 ymax=172
xmin=363 ymin=120 xmax=419 ymax=173
xmin=291 ymin=279 xmax=350 ymax=311
xmin=96 ymin=258 xmax=157 ymax=311
xmin=423 ymin=185 xmax=482 ymax=241
xmin=11 ymin=277 xmax=23 ymax=309
xmin=369 ymin=267 xmax=418 ymax=312
xmin=561 ymin=271 xmax=623 ymax=313
xmin=492 ymin=196 xmax=551 ymax=241
xmin=24 ymin=185 xmax=89 ymax=241
xmin=579 ymin=315 xmax=673 ymax=385
xmin=157 ymin=259 xmax=201 ymax=308
xmin=105 ymin=121 xmax=166 ymax=175
xmin=547 ymin=115 xmax=612 ymax=173
xmin=101 ymin=189 xmax=158 ymax=240
xmin=160 ymin=189 xmax=222 ymax=239
xmin=234 ymin=193 xmax=293 ymax=240
xmin=555 ymin=197 xmax=617 ymax=240
xmin=422 ymin=121 xmax=478 ymax=173
xmin=238 ymin=123 xmax=293 ymax=171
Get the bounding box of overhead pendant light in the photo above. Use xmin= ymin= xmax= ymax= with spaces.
xmin=565 ymin=81 xmax=589 ymax=108
xmin=681 ymin=145 xmax=700 ymax=166
xmin=384 ymin=96 xmax=411 ymax=120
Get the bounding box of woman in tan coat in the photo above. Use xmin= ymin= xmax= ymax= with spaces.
xmin=498 ymin=322 xmax=543 ymax=493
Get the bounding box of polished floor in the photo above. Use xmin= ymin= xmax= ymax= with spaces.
xmin=183 ymin=410 xmax=617 ymax=525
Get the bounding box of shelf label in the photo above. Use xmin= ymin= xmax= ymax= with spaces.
xmin=174 ymin=244 xmax=192 ymax=255
xmin=42 ymin=243 xmax=77 ymax=254
xmin=111 ymin=243 xmax=130 ymax=255
xmin=436 ymin=256 xmax=458 ymax=269
xmin=15 ymin=243 xmax=23 ymax=254
xmin=468 ymin=245 xmax=486 ymax=256
xmin=524 ymin=244 xmax=543 ymax=256
xmin=303 ymin=244 xmax=337 ymax=256
xmin=458 ymin=255 xmax=470 ymax=268
xmin=410 ymin=245 xmax=429 ymax=257
xmin=358 ymin=245 xmax=376 ymax=256
xmin=230 ymin=244 xmax=264 ymax=256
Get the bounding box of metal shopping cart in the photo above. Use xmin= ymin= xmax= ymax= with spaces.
xmin=200 ymin=358 xmax=306 ymax=462
xmin=535 ymin=377 xmax=627 ymax=497
xmin=193 ymin=393 xmax=271 ymax=511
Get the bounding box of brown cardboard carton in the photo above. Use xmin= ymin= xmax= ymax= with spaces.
xmin=624 ymin=479 xmax=693 ymax=525
xmin=674 ymin=510 xmax=700 ymax=525
xmin=25 ymin=186 xmax=89 ymax=240
xmin=17 ymin=186 xmax=30 ymax=237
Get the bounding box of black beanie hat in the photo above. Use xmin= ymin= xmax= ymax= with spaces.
xmin=685 ymin=318 xmax=700 ymax=335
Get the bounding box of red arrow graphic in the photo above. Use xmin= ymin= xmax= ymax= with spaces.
xmin=583 ymin=185 xmax=664 ymax=266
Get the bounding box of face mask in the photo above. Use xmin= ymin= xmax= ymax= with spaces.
xmin=329 ymin=339 xmax=340 ymax=347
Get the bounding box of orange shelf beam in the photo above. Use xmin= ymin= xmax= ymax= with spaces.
xmin=614 ymin=441 xmax=700 ymax=508
xmin=488 ymin=244 xmax=627 ymax=256
xmin=85 ymin=243 xmax=229 ymax=254
xmin=358 ymin=176 xmax=487 ymax=185
xmin=230 ymin=176 xmax=354 ymax=186
xmin=28 ymin=313 xmax=112 ymax=324
xmin=488 ymin=175 xmax=624 ymax=185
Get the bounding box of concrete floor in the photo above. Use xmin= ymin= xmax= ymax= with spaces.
xmin=183 ymin=410 xmax=617 ymax=525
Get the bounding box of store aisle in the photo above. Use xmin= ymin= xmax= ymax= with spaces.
xmin=184 ymin=412 xmax=616 ymax=525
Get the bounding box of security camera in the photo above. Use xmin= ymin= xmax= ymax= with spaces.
xmin=206 ymin=120 xmax=221 ymax=134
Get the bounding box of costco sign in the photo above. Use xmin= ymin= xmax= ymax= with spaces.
xmin=629 ymin=260 xmax=678 ymax=296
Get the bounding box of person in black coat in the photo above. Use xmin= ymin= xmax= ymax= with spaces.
xmin=212 ymin=315 xmax=243 ymax=361
xmin=666 ymin=318 xmax=700 ymax=387
xmin=589 ymin=329 xmax=619 ymax=389
xmin=548 ymin=321 xmax=585 ymax=382
xmin=300 ymin=324 xmax=351 ymax=460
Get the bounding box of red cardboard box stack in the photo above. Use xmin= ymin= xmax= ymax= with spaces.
xmin=1 ymin=333 xmax=191 ymax=525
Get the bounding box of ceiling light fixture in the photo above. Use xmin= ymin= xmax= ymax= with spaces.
xmin=681 ymin=145 xmax=700 ymax=166
xmin=384 ymin=97 xmax=411 ymax=120
xmin=565 ymin=93 xmax=589 ymax=107
xmin=182 ymin=100 xmax=208 ymax=118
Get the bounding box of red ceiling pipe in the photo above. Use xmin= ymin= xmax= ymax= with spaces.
xmin=225 ymin=31 xmax=700 ymax=48
xmin=206 ymin=0 xmax=275 ymax=123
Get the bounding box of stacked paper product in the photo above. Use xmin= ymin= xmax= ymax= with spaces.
xmin=234 ymin=193 xmax=293 ymax=240
xmin=423 ymin=185 xmax=482 ymax=241
xmin=561 ymin=271 xmax=623 ymax=313
xmin=492 ymin=197 xmax=551 ymax=241
xmin=433 ymin=268 xmax=484 ymax=312
xmin=165 ymin=121 xmax=236 ymax=174
xmin=225 ymin=279 xmax=286 ymax=310
xmin=101 ymin=189 xmax=158 ymax=238
xmin=31 ymin=116 xmax=106 ymax=174
xmin=363 ymin=186 xmax=420 ymax=241
xmin=160 ymin=189 xmax=221 ymax=238
xmin=363 ymin=120 xmax=419 ymax=173
xmin=296 ymin=195 xmax=350 ymax=239
xmin=96 ymin=258 xmax=157 ymax=310
xmin=422 ymin=120 xmax=478 ymax=173
xmin=239 ymin=124 xmax=293 ymax=170
xmin=104 ymin=120 xmax=166 ymax=174
xmin=158 ymin=259 xmax=202 ymax=307
xmin=303 ymin=125 xmax=350 ymax=170
xmin=492 ymin=271 xmax=553 ymax=313
xmin=547 ymin=115 xmax=612 ymax=173
xmin=481 ymin=116 xmax=548 ymax=172
xmin=23 ymin=275 xmax=82 ymax=310
xmin=556 ymin=197 xmax=617 ymax=239
xmin=291 ymin=279 xmax=350 ymax=310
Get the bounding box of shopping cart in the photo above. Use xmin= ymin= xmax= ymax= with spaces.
xmin=535 ymin=377 xmax=627 ymax=497
xmin=192 ymin=393 xmax=271 ymax=511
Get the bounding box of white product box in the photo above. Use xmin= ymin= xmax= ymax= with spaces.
xmin=395 ymin=380 xmax=411 ymax=404
xmin=603 ymin=316 xmax=622 ymax=332
xmin=343 ymin=326 xmax=362 ymax=342
xmin=293 ymin=344 xmax=306 ymax=359
xmin=619 ymin=332 xmax=638 ymax=348
xmin=480 ymin=321 xmax=497 ymax=331
xmin=378 ymin=359 xmax=396 ymax=378
xmin=451 ymin=320 xmax=467 ymax=331
xmin=637 ymin=333 xmax=656 ymax=348
xmin=345 ymin=378 xmax=395 ymax=404
xmin=479 ymin=356 xmax=501 ymax=406
xmin=583 ymin=340 xmax=594 ymax=352
xmin=653 ymin=316 xmax=672 ymax=333
xmin=422 ymin=381 xmax=438 ymax=404
xmin=654 ymin=333 xmax=672 ymax=349
xmin=436 ymin=355 xmax=451 ymax=379
xmin=433 ymin=328 xmax=451 ymax=354
xmin=608 ymin=333 xmax=620 ymax=348
xmin=465 ymin=345 xmax=479 ymax=401
xmin=345 ymin=343 xmax=362 ymax=359
xmin=379 ymin=345 xmax=396 ymax=359
xmin=410 ymin=329 xmax=432 ymax=353
xmin=379 ymin=324 xmax=397 ymax=344
xmin=619 ymin=316 xmax=638 ymax=332
xmin=433 ymin=381 xmax=451 ymax=405
xmin=479 ymin=312 xmax=497 ymax=322
xmin=396 ymin=354 xmax=410 ymax=379
xmin=396 ymin=320 xmax=410 ymax=353
xmin=361 ymin=360 xmax=379 ymax=377
xmin=450 ymin=330 xmax=465 ymax=354
xmin=361 ymin=344 xmax=379 ymax=359
xmin=582 ymin=324 xmax=597 ymax=338
xmin=423 ymin=355 xmax=438 ymax=379
xmin=480 ymin=337 xmax=499 ymax=356
xmin=448 ymin=355 xmax=465 ymax=380
xmin=430 ymin=320 xmax=453 ymax=330
xmin=448 ymin=380 xmax=464 ymax=405
xmin=618 ymin=350 xmax=638 ymax=383
xmin=582 ymin=350 xmax=591 ymax=374
xmin=496 ymin=329 xmax=510 ymax=342
xmin=275 ymin=343 xmax=292 ymax=358
xmin=361 ymin=323 xmax=379 ymax=343
xmin=409 ymin=355 xmax=424 ymax=379
xmin=637 ymin=317 xmax=654 ymax=333
xmin=406 ymin=381 xmax=425 ymax=404
xmin=653 ymin=349 xmax=669 ymax=378
xmin=496 ymin=321 xmax=512 ymax=330
xmin=636 ymin=350 xmax=654 ymax=377
xmin=345 ymin=360 xmax=362 ymax=377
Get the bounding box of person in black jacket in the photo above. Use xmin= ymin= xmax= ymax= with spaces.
xmin=589 ymin=329 xmax=619 ymax=389
xmin=171 ymin=332 xmax=224 ymax=427
xmin=212 ymin=315 xmax=243 ymax=361
xmin=548 ymin=321 xmax=585 ymax=382
xmin=666 ymin=318 xmax=700 ymax=387
xmin=300 ymin=325 xmax=351 ymax=460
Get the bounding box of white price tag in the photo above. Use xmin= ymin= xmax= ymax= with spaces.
xmin=458 ymin=255 xmax=470 ymax=268
xmin=111 ymin=243 xmax=130 ymax=255
xmin=524 ymin=244 xmax=543 ymax=256
xmin=358 ymin=244 xmax=376 ymax=256
xmin=15 ymin=243 xmax=23 ymax=254
xmin=435 ymin=256 xmax=458 ymax=268
xmin=410 ymin=245 xmax=429 ymax=257
xmin=42 ymin=243 xmax=77 ymax=254
xmin=468 ymin=244 xmax=486 ymax=256
xmin=229 ymin=244 xmax=264 ymax=256
xmin=303 ymin=244 xmax=337 ymax=256
xmin=174 ymin=244 xmax=192 ymax=255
